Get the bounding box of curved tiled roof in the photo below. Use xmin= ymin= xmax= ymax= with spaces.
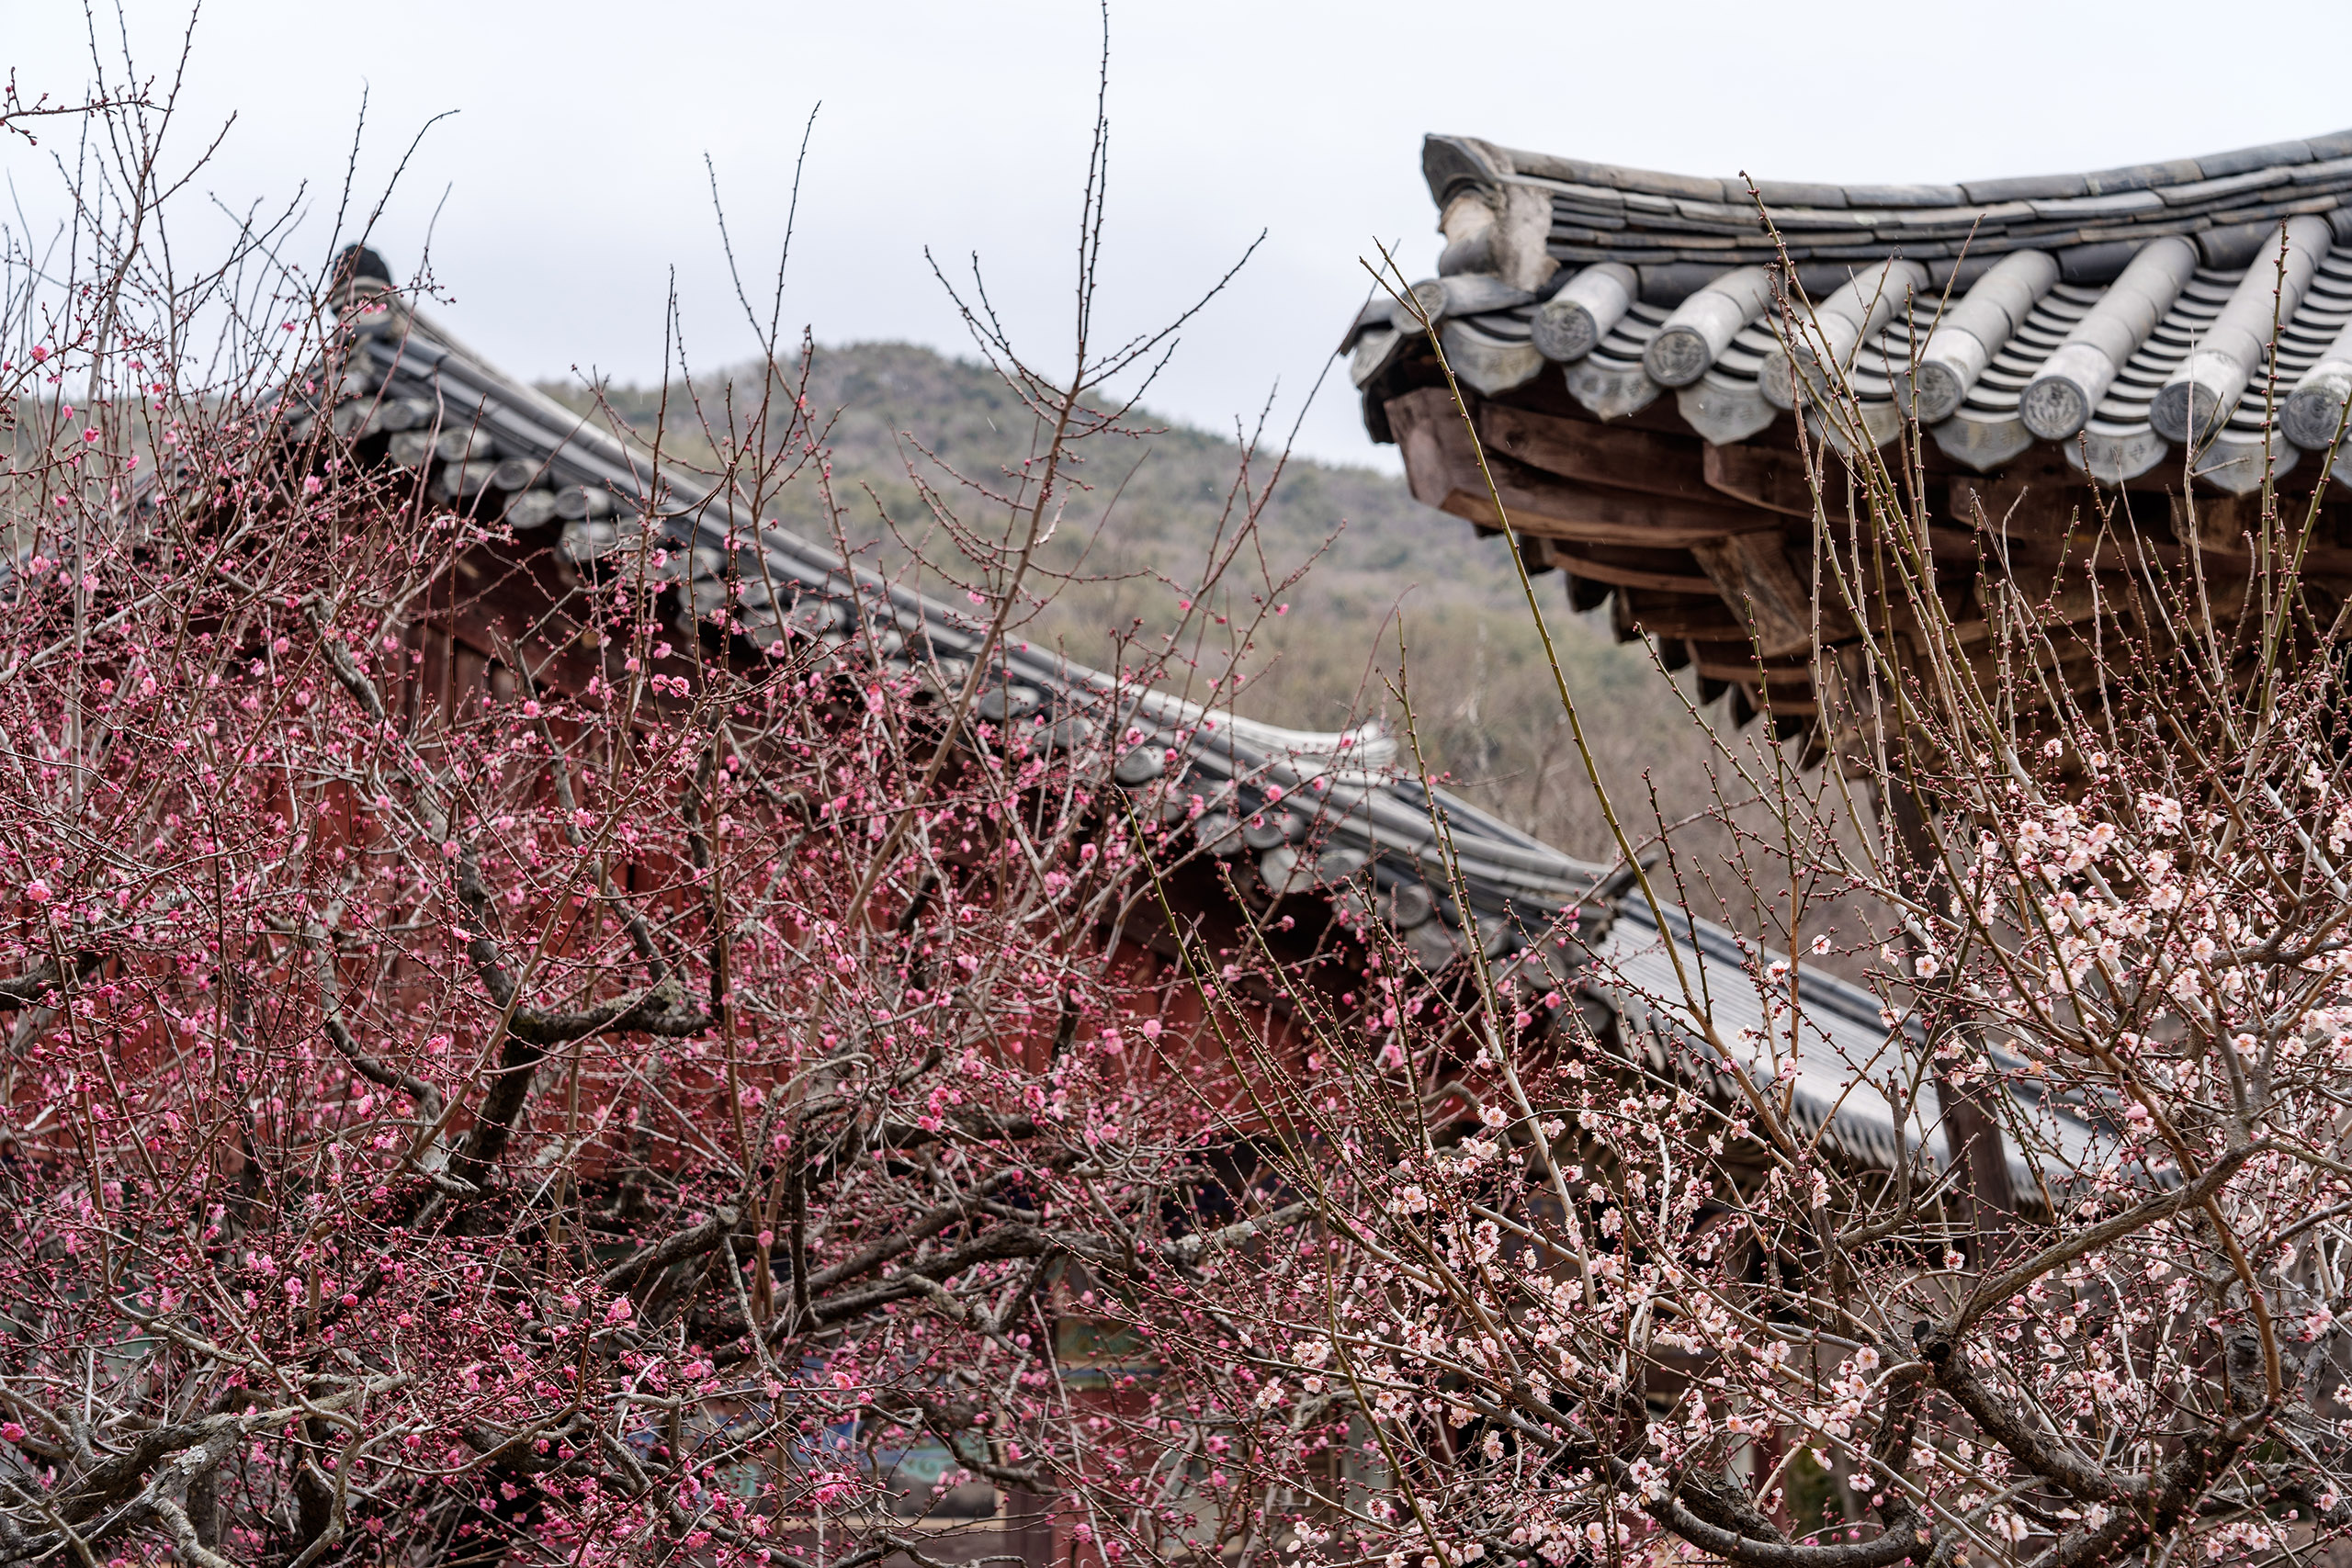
xmin=1593 ymin=903 xmax=2114 ymax=1198
xmin=290 ymin=254 xmax=2100 ymax=1178
xmin=1423 ymin=130 xmax=2352 ymax=274
xmin=1352 ymin=130 xmax=2352 ymax=488
xmin=303 ymin=260 xmax=1612 ymax=989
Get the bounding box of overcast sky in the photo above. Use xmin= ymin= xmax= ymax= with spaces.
xmin=14 ymin=1 xmax=2352 ymax=469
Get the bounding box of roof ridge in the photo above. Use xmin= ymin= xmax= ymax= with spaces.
xmin=309 ymin=285 xmax=1622 ymax=1011
xmin=1433 ymin=129 xmax=2352 ymax=213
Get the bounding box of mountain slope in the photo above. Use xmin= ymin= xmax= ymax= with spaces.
xmin=543 ymin=342 xmax=1736 ymax=863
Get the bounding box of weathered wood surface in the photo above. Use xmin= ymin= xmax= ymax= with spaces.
xmin=1687 ymin=533 xmax=1821 ymax=658
xmin=1547 ymin=544 xmax=1723 ymax=595
xmin=1476 ymin=403 xmax=1717 ymax=503
xmin=1701 ymin=443 xmax=1819 ymax=518
xmin=1390 ymin=388 xmax=1777 ymax=547
xmin=1611 ymin=590 xmax=1749 ymax=643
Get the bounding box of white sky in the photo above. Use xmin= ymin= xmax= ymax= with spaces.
xmin=13 ymin=0 xmax=2352 ymax=470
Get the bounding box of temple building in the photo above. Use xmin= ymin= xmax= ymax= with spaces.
xmin=301 ymin=234 xmax=2104 ymax=1212
xmin=288 ymin=231 xmax=2109 ymax=1561
xmin=1344 ymin=130 xmax=2352 ymax=737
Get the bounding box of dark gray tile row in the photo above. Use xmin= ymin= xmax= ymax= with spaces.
xmin=298 ymin=268 xmax=1623 ymax=992
xmin=1369 ymin=132 xmax=2352 ymax=491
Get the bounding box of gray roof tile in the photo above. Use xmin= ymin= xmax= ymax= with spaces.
xmin=2079 ymin=157 xmax=2205 ymax=195
xmin=322 ymin=286 xmax=1655 ymax=998
xmin=1547 ymin=181 xmax=1627 ymax=209
xmin=1671 ymin=197 xmax=1757 ymax=225
xmin=1961 ymin=172 xmax=2088 ymax=203
xmin=2028 ymin=189 xmax=2167 ymax=219
xmin=2157 ymin=167 xmax=2293 ymax=205
xmin=1376 ymin=129 xmax=2352 ymax=491
xmin=1747 ymin=179 xmax=1848 ymax=209
xmin=1838 ymin=182 xmax=1968 ymax=209
xmin=1424 ymin=130 xmax=2352 ymax=284
xmin=1607 ymin=166 xmax=1727 ymax=202
xmin=2198 ymin=139 xmax=2317 ymax=177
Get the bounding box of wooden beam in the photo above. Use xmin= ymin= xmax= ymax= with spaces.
xmin=1550 ymin=548 xmax=1719 ymax=595
xmin=1694 ymin=653 xmax=1768 ymax=685
xmin=1479 ymin=467 xmax=1781 ymax=548
xmin=1611 ymin=590 xmax=1748 ymax=643
xmin=1608 ymin=591 xmax=1643 ymax=644
xmin=1940 ymin=488 xmax=2352 ymax=586
xmin=1514 ymin=532 xmax=1561 ymax=576
xmin=1388 ymin=388 xmax=1780 ymax=547
xmin=1702 ymin=443 xmax=1821 ymax=519
xmin=1847 ymin=578 xmax=2112 ymax=660
xmin=1700 ymin=442 xmax=2013 ymax=577
xmin=1945 ymin=471 xmax=2103 ymax=544
xmin=1394 ymin=387 xmax=1466 ymax=514
xmin=1686 ymin=640 xmax=1817 ymax=679
xmin=1693 ymin=653 xmax=1824 ymax=694
xmin=2170 ymin=491 xmax=2271 ymax=554
xmin=1475 ymin=402 xmax=1718 ymax=506
xmin=1688 ymin=533 xmax=1824 ymax=658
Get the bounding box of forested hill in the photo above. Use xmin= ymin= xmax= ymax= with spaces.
xmin=540 ymin=342 xmax=1728 ymax=863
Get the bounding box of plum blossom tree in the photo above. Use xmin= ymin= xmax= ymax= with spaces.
xmin=24 ymin=36 xmax=2352 ymax=1568
xmin=0 ymin=62 xmax=1340 ymax=1568
xmin=1117 ymin=259 xmax=2352 ymax=1568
